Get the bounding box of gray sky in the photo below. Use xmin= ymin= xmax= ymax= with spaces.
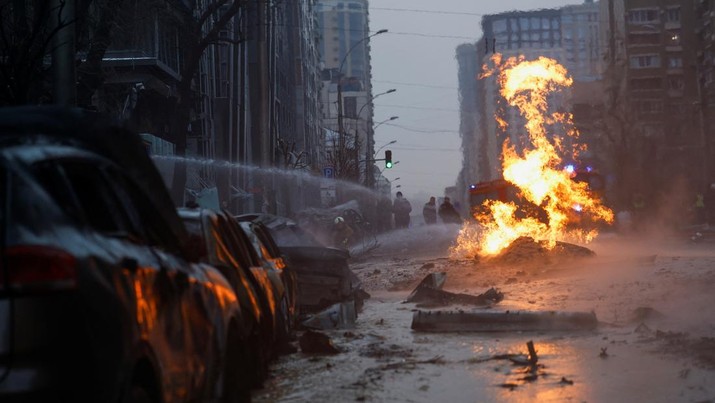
xmin=370 ymin=0 xmax=585 ymax=204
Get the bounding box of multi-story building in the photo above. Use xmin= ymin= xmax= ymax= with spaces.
xmin=601 ymin=0 xmax=704 ymax=197
xmin=316 ymin=0 xmax=377 ymax=186
xmin=695 ymin=0 xmax=715 ymax=186
xmin=457 ymin=1 xmax=604 ymax=208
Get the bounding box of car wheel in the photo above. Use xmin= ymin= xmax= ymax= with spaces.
xmin=223 ymin=324 xmax=252 ymax=403
xmin=275 ymin=297 xmax=296 ymax=355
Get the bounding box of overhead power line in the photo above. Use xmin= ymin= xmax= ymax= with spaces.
xmin=370 ymin=7 xmax=485 ymax=17
xmin=384 ymin=123 xmax=460 ymax=134
xmin=372 ymin=80 xmax=457 ymax=90
xmin=375 ymin=103 xmax=459 ymax=112
xmin=388 ymin=31 xmax=475 ymax=40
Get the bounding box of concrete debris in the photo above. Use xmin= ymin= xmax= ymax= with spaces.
xmin=301 ymin=301 xmax=357 ymax=330
xmin=629 ymin=306 xmax=665 ymax=323
xmin=298 ymin=330 xmax=341 ymax=355
xmin=487 ymin=236 xmax=595 ymax=266
xmin=411 ymin=310 xmax=598 ymax=332
xmin=405 ymin=272 xmax=504 ymax=308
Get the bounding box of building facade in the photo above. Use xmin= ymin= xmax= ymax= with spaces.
xmin=316 ymin=0 xmax=377 ymax=187
xmin=457 ymin=1 xmax=604 ymax=209
xmin=601 ymin=0 xmax=705 ymax=203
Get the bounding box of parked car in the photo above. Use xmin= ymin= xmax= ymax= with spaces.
xmin=233 ymin=217 xmax=298 ymax=347
xmin=0 ymin=107 xmax=251 ymax=402
xmin=237 ymin=214 xmax=368 ymax=314
xmin=178 ymin=207 xmax=277 ymax=381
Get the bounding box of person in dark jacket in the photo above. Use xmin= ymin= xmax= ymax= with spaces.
xmin=392 ymin=191 xmax=412 ymax=229
xmin=423 ymin=196 xmax=437 ymax=225
xmin=439 ymin=197 xmax=462 ymax=224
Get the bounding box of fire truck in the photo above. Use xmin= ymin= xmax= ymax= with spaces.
xmin=467 ymin=165 xmax=606 ymax=225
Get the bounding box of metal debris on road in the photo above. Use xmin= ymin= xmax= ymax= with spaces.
xmin=298 ymin=330 xmax=341 ymax=355
xmin=405 ymin=272 xmax=504 ymax=308
xmin=411 ymin=310 xmax=598 ymax=332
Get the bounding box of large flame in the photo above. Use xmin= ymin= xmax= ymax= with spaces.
xmin=454 ymin=55 xmax=613 ymax=258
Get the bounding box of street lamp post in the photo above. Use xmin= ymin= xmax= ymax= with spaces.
xmin=374 ymin=140 xmax=396 ymax=156
xmin=336 ymin=29 xmax=387 ymax=181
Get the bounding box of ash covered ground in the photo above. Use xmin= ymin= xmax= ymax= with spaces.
xmin=253 ymin=225 xmax=715 ymax=402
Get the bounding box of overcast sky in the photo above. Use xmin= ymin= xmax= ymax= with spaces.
xmin=369 ymin=0 xmax=586 ymax=204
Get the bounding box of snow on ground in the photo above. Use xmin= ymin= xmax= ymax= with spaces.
xmin=253 ymin=225 xmax=715 ymax=402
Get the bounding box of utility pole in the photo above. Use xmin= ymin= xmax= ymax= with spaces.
xmin=336 ymin=29 xmax=387 ymax=181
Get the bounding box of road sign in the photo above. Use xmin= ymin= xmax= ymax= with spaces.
xmin=323 ymin=166 xmax=334 ymax=178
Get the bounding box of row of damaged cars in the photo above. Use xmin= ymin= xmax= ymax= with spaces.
xmin=0 ymin=107 xmax=296 ymax=402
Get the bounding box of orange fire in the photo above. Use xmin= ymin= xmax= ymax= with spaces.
xmin=454 ymin=55 xmax=613 ymax=257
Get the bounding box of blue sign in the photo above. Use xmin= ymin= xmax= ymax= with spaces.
xmin=323 ymin=166 xmax=334 ymax=178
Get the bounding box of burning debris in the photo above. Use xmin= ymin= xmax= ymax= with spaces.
xmin=405 ymin=272 xmax=504 ymax=308
xmin=454 ymin=55 xmax=613 ymax=260
xmin=486 ymin=236 xmax=595 ymax=266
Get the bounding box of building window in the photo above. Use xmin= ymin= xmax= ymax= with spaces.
xmin=343 ymin=96 xmax=357 ymax=118
xmin=627 ymin=8 xmax=659 ymax=24
xmin=668 ymin=56 xmax=683 ymax=68
xmin=629 ymin=54 xmax=661 ymax=68
xmin=666 ymin=7 xmax=680 ymax=23
xmin=668 ymin=75 xmax=685 ymax=90
xmin=637 ymin=99 xmax=664 ymax=114
xmin=492 ymin=19 xmax=507 ymax=34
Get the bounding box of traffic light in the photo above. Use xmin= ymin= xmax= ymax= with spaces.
xmin=385 ymin=150 xmax=393 ymax=169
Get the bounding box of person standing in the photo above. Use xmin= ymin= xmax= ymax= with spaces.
xmin=423 ymin=196 xmax=437 ymax=225
xmin=392 ymin=191 xmax=412 ymax=229
xmin=376 ymin=196 xmax=393 ymax=232
xmin=439 ymin=197 xmax=462 ymax=224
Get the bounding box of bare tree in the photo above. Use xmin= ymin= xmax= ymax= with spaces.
xmin=168 ymin=0 xmax=249 ymax=204
xmin=0 ymin=1 xmax=70 ymax=104
xmin=325 ymin=130 xmax=361 ymax=182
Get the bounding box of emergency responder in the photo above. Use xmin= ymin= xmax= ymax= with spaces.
xmin=332 ymin=216 xmax=354 ymax=248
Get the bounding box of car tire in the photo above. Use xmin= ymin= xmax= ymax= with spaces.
xmin=223 ymin=325 xmax=252 ymax=403
xmin=275 ymin=297 xmax=296 ymax=355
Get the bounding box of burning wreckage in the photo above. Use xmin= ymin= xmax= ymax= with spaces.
xmin=409 ymin=56 xmax=612 ymax=333
xmin=292 ymin=56 xmax=612 ymax=348
xmin=236 ymin=213 xmax=370 ymax=330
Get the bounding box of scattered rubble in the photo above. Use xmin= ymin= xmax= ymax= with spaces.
xmin=298 ymin=330 xmax=341 ymax=355
xmin=411 ymin=310 xmax=598 ymax=332
xmin=301 ymin=301 xmax=357 ymax=330
xmin=487 ymin=236 xmax=595 ymax=266
xmin=629 ymin=306 xmax=665 ymax=323
xmin=404 ymin=272 xmax=504 ymax=308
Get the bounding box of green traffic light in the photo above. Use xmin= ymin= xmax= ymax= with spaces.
xmin=385 ymin=150 xmax=392 ymax=168
xmin=386 ymin=161 xmax=393 ymax=169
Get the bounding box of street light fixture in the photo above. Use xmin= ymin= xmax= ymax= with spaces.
xmin=333 ymin=28 xmax=387 ymax=186
xmin=374 ymin=140 xmax=396 ymax=156
xmin=374 ymin=116 xmax=398 ymax=131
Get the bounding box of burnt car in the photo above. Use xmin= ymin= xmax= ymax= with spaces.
xmin=233 ymin=218 xmax=298 ymax=347
xmin=236 ymin=214 xmax=368 ymax=315
xmin=0 ymin=107 xmax=251 ymax=402
xmin=178 ymin=207 xmax=282 ymax=377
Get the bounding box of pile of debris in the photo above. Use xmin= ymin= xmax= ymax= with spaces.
xmin=404 ymin=272 xmax=503 ymax=308
xmin=487 ymin=236 xmax=595 ymax=266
